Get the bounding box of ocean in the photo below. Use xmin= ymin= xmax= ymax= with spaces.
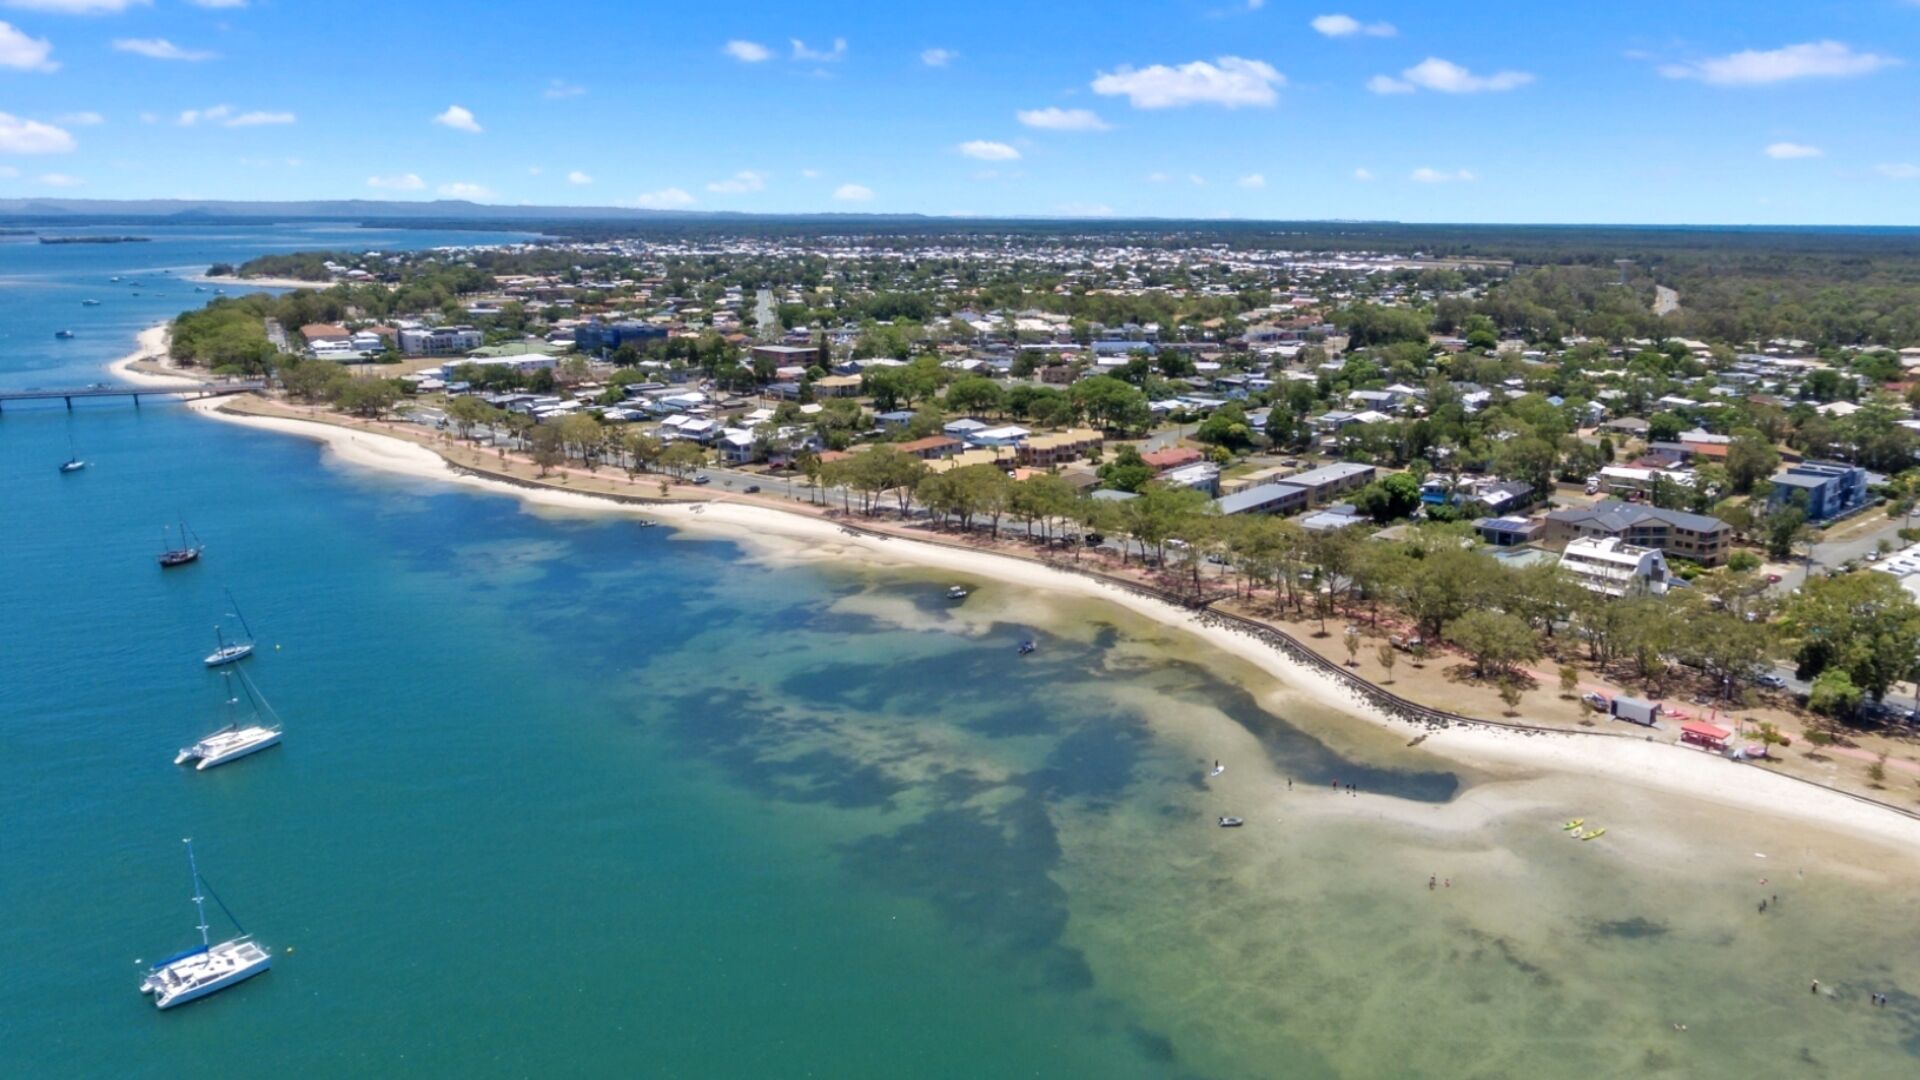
xmin=3 ymin=225 xmax=1919 ymax=1077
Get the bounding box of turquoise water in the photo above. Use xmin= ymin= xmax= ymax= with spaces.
xmin=6 ymin=227 xmax=1920 ymax=1077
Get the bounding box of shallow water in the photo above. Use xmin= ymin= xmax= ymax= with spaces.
xmin=4 ymin=226 xmax=1920 ymax=1077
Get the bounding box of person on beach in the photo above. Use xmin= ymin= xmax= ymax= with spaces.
xmin=1811 ymin=979 xmax=1820 ymax=994
xmin=1428 ymin=875 xmax=1436 ymax=891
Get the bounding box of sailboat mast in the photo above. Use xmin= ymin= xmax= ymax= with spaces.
xmin=227 ymin=590 xmax=255 ymax=641
xmin=184 ymin=839 xmax=211 ymax=949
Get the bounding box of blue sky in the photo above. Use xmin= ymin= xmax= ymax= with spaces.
xmin=3 ymin=0 xmax=1920 ymax=224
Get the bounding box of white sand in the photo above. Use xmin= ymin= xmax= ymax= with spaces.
xmin=188 ymin=399 xmax=1920 ymax=852
xmin=105 ymin=324 xmax=209 ymax=389
xmin=185 ymin=274 xmax=328 ymax=290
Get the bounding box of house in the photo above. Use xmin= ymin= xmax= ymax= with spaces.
xmin=1600 ymin=417 xmax=1650 ymax=437
xmin=1559 ymin=537 xmax=1670 ymax=598
xmin=1475 ymin=516 xmax=1542 ymax=547
xmin=894 ymin=435 xmax=964 ymax=461
xmin=399 ymin=325 xmax=484 ymax=356
xmin=1299 ymin=504 xmax=1367 ymax=532
xmin=1543 ymin=501 xmax=1731 ymax=567
xmin=1768 ymin=461 xmax=1869 ymax=522
xmin=873 ymin=410 xmax=917 ymax=430
xmin=1141 ymin=447 xmax=1205 ymax=473
xmin=1162 ymin=462 xmax=1221 ymax=496
xmin=1215 ymin=483 xmax=1310 ymax=517
xmin=967 ymin=425 xmax=1031 ymax=448
xmin=1017 ymin=429 xmax=1103 ymax=468
xmin=944 ymin=418 xmax=990 ymax=438
xmin=811 ymin=374 xmax=862 ymax=399
xmin=1285 ymin=462 xmax=1377 ymax=506
xmin=751 ymin=343 xmax=819 ymax=367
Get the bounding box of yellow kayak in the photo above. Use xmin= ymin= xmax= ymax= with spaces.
xmin=1562 ymin=819 xmax=1585 ymax=831
xmin=1580 ymin=828 xmax=1607 ymax=841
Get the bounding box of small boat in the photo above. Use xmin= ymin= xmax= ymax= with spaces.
xmin=59 ymin=458 xmax=86 ymax=473
xmin=139 ymin=839 xmax=271 ymax=1010
xmin=1017 ymin=640 xmax=1037 ymax=656
xmin=1217 ymin=816 xmax=1244 ymax=828
xmin=946 ymin=585 xmax=970 ymax=600
xmin=158 ymin=521 xmax=204 ymax=568
xmin=1579 ymin=828 xmax=1607 ymax=842
xmin=202 ymin=590 xmax=257 ymax=667
xmin=1561 ymin=819 xmax=1585 ymax=831
xmin=175 ymin=667 xmax=282 ymax=770
xmin=110 ymin=276 xmax=122 ymax=283
xmin=54 ymin=329 xmax=75 ymax=340
xmin=194 ymin=286 xmax=207 ymax=293
xmin=81 ymin=298 xmax=101 ymax=306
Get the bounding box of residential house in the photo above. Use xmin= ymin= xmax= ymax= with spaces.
xmin=1214 ymin=483 xmax=1310 ymax=517
xmin=1017 ymin=429 xmax=1103 ymax=468
xmin=1544 ymin=501 xmax=1731 ymax=567
xmin=894 ymin=435 xmax=964 ymax=461
xmin=1768 ymin=461 xmax=1869 ymax=522
xmin=1284 ymin=463 xmax=1377 ymax=506
xmin=1560 ymin=537 xmax=1671 ymax=598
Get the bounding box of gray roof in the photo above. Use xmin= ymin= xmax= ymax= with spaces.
xmin=1214 ymin=482 xmax=1307 ymax=515
xmin=1546 ymin=500 xmax=1726 ymax=534
xmin=1287 ymin=462 xmax=1375 ymax=488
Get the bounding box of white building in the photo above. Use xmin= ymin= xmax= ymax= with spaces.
xmin=1560 ymin=537 xmax=1670 ymax=598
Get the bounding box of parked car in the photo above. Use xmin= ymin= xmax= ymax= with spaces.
xmin=1756 ymin=673 xmax=1787 ymax=689
xmin=743 ymin=484 xmax=761 ymax=493
xmin=1581 ymin=691 xmax=1610 ymax=712
xmin=1389 ymin=634 xmax=1424 ymax=652
xmin=692 ymin=474 xmax=711 ymax=485
xmin=1084 ymin=532 xmax=1105 ymax=546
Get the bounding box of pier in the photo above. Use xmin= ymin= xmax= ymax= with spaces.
xmin=0 ymin=381 xmax=263 ymax=412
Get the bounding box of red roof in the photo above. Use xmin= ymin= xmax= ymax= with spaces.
xmin=1141 ymin=447 xmax=1203 ymax=470
xmin=1680 ymin=721 xmax=1730 ymax=740
xmin=895 ymin=436 xmax=962 ymax=454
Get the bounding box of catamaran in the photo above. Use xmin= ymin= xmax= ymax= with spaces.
xmin=139 ymin=839 xmax=271 ymax=1010
xmin=175 ymin=666 xmax=282 ymax=770
xmin=158 ymin=522 xmax=203 ymax=568
xmin=203 ymin=591 xmax=256 ymax=667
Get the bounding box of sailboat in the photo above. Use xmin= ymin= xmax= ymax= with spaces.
xmin=175 ymin=666 xmax=282 ymax=770
xmin=139 ymin=839 xmax=271 ymax=1010
xmin=203 ymin=591 xmax=256 ymax=667
xmin=81 ymin=298 xmax=102 ymax=306
xmin=158 ymin=522 xmax=203 ymax=568
xmin=59 ymin=431 xmax=87 ymax=474
xmin=54 ymin=329 xmax=76 ymax=340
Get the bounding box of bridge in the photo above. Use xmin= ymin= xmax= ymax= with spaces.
xmin=0 ymin=381 xmax=264 ymax=412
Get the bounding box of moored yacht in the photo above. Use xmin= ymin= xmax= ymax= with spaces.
xmin=202 ymin=591 xmax=257 ymax=667
xmin=140 ymin=839 xmax=271 ymax=1010
xmin=176 ymin=667 xmax=282 ymax=770
xmin=158 ymin=521 xmax=203 ymax=568
xmin=946 ymin=585 xmax=970 ymax=600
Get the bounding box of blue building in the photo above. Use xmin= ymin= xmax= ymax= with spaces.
xmin=575 ymin=320 xmax=668 ymax=354
xmin=1768 ymin=461 xmax=1868 ymax=522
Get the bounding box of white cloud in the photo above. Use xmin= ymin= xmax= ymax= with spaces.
xmin=705 ymin=169 xmax=765 ymax=193
xmin=176 ymin=104 xmax=228 ymax=126
xmin=920 ymin=47 xmax=954 ymax=67
xmin=800 ymin=167 xmax=821 ymax=179
xmin=1310 ymin=14 xmax=1396 ymax=38
xmin=1353 ymin=167 xmax=1375 ymax=181
xmin=1236 ymin=172 xmax=1266 ymax=188
xmin=0 ymin=21 xmax=56 ymax=71
xmin=1091 ymin=56 xmax=1283 ymax=109
xmin=37 ymin=171 xmax=81 ymax=186
xmin=791 ymin=37 xmax=846 ymax=62
xmin=0 ymin=111 xmax=74 ymax=153
xmin=723 ymin=39 xmax=771 ymax=63
xmin=544 ymin=79 xmax=585 ymax=99
xmin=1145 ymin=171 xmax=1169 ymax=183
xmin=1189 ymin=173 xmax=1207 ymax=185
xmin=1411 ymin=167 xmax=1476 ymax=183
xmin=832 ymin=182 xmax=874 ymax=202
xmin=188 ymin=0 xmax=247 ymax=7
xmin=1659 ymin=41 xmax=1899 ymax=86
xmin=55 ymin=110 xmax=101 ymax=125
xmin=1764 ymin=142 xmax=1822 ymax=159
xmin=1388 ymin=57 xmax=1534 ymax=94
xmin=1016 ymin=106 xmax=1110 ymax=131
xmin=630 ymin=187 xmax=694 ymax=209
xmin=112 ymin=38 xmax=215 ymax=61
xmin=3 ymin=0 xmax=147 ymax=11
xmin=437 ymin=181 xmax=493 ymax=200
xmin=958 ymin=139 xmax=1020 ymax=161
xmin=432 ymin=105 xmax=481 ymax=133
xmin=226 ymin=110 xmax=294 ymax=127
xmin=1876 ymin=163 xmax=1920 ymax=179
xmin=567 ymin=169 xmax=592 ymax=185
xmin=367 ymin=173 xmax=426 ymax=191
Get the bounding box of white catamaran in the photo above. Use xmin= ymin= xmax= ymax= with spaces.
xmin=203 ymin=590 xmax=257 ymax=667
xmin=139 ymin=839 xmax=271 ymax=1010
xmin=175 ymin=666 xmax=283 ymax=771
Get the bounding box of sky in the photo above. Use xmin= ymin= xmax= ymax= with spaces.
xmin=3 ymin=0 xmax=1920 ymax=224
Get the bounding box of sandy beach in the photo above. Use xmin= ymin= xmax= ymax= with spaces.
xmin=186 ymin=394 xmax=1920 ymax=855
xmin=187 ymin=273 xmax=331 ymax=291
xmin=104 ymin=323 xmax=210 ymax=389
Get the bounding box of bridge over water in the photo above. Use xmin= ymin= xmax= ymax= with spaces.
xmin=0 ymin=381 xmax=264 ymax=412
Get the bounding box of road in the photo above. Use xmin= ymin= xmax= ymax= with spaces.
xmin=1653 ymin=284 xmax=1680 ymax=316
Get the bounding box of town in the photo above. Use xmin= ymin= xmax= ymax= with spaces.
xmin=158 ymin=225 xmax=1920 ymax=803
